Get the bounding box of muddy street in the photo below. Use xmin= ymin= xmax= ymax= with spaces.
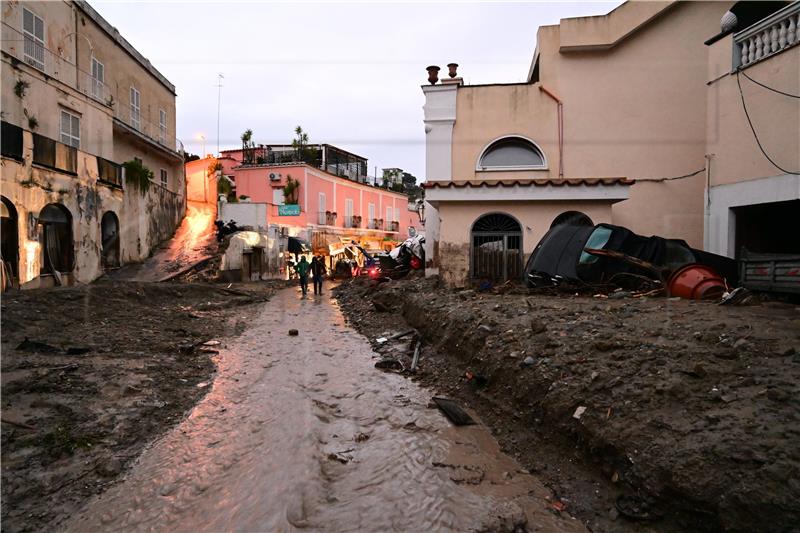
xmin=64 ymin=287 xmax=579 ymax=532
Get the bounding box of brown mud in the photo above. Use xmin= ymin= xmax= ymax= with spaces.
xmin=0 ymin=281 xmax=278 ymax=533
xmin=333 ymin=276 xmax=800 ymax=532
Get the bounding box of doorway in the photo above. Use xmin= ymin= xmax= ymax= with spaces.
xmin=470 ymin=213 xmax=523 ymax=282
xmin=1 ymin=196 xmax=19 ymax=289
xmin=101 ymin=211 xmax=120 ymax=268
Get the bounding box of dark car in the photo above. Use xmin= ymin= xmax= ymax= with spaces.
xmin=524 ymin=223 xmax=737 ymax=287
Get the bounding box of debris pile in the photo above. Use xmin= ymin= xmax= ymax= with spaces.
xmin=1 ymin=281 xmax=272 ymax=532
xmin=334 ymin=275 xmax=800 ymax=532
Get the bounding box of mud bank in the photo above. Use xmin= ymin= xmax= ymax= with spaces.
xmin=1 ymin=281 xmax=276 ymax=533
xmin=334 ymin=276 xmax=800 ymax=532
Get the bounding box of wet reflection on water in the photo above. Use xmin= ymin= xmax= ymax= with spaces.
xmin=65 ymin=289 xmax=582 ymax=532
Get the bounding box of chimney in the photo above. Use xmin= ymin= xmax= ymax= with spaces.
xmin=426 ymin=65 xmax=440 ymax=85
xmin=441 ymin=62 xmax=463 ymax=86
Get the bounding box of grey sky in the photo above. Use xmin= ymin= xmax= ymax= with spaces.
xmin=94 ymin=1 xmax=620 ymax=180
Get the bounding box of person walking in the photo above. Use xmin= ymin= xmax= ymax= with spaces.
xmin=311 ymin=255 xmax=327 ymax=295
xmin=295 ymin=256 xmax=310 ymax=296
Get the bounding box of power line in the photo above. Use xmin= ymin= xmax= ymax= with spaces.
xmin=740 ymin=70 xmax=800 ymax=99
xmin=736 ymin=71 xmax=800 ymax=175
xmin=638 ymin=168 xmax=705 ymax=182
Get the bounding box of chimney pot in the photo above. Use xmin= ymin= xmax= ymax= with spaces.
xmin=426 ymin=65 xmax=440 ymax=85
xmin=447 ymin=63 xmax=458 ymax=78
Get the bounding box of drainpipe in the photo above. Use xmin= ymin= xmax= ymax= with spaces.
xmin=538 ymin=85 xmax=564 ymax=178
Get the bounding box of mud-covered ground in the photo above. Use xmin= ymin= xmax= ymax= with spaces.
xmin=0 ymin=281 xmax=281 ymax=533
xmin=334 ymin=276 xmax=800 ymax=532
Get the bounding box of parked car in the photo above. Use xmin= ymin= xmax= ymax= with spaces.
xmin=524 ymin=223 xmax=737 ymax=288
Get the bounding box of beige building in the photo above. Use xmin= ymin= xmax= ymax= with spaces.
xmin=422 ymin=1 xmax=799 ymax=286
xmin=1 ymin=0 xmax=186 ymax=288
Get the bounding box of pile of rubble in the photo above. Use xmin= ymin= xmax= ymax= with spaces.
xmin=334 ymin=276 xmax=800 ymax=532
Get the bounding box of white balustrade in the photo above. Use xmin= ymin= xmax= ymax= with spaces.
xmin=735 ymin=3 xmax=800 ymax=67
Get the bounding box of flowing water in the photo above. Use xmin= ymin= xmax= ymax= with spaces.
xmin=65 ymin=288 xmax=583 ymax=532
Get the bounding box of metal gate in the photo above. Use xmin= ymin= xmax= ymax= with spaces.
xmin=470 ymin=213 xmax=522 ymax=282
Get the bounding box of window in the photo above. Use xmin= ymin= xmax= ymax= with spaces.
xmin=477 ymin=136 xmax=546 ymax=170
xmin=22 ymin=8 xmax=44 ymax=71
xmin=318 ymin=193 xmax=327 ymax=224
xmin=160 ymin=169 xmax=168 ymax=188
xmin=130 ymin=87 xmax=141 ymax=130
xmin=91 ymin=57 xmax=105 ymax=101
xmin=60 ymin=111 xmax=80 ymax=148
xmin=368 ymin=203 xmax=375 ymax=225
xmin=97 ymin=157 xmax=122 ymax=187
xmin=578 ymin=226 xmax=613 ymax=265
xmin=273 ymin=189 xmax=284 ymax=206
xmin=345 ymin=198 xmax=354 ymax=227
xmin=159 ymin=109 xmax=167 ymax=144
xmin=1 ymin=121 xmax=24 ymax=160
xmin=386 ymin=207 xmax=392 ymax=225
xmin=394 ymin=207 xmax=400 ymax=222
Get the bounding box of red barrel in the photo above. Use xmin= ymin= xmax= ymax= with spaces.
xmin=667 ymin=264 xmax=727 ymax=300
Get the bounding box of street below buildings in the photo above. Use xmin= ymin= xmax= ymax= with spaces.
xmin=62 ymin=286 xmax=580 ymax=532
xmin=108 ymin=201 xmax=217 ymax=282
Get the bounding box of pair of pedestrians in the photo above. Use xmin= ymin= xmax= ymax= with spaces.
xmin=294 ymin=256 xmax=327 ymax=296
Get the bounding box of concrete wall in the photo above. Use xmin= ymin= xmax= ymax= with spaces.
xmin=435 ymin=200 xmax=614 ymax=286
xmin=219 ymin=202 xmax=268 ymax=230
xmin=185 ymin=156 xmax=218 ymax=205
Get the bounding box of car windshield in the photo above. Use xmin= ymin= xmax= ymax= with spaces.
xmin=578 ymin=226 xmax=613 ymax=264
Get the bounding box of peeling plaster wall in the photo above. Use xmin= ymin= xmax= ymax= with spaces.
xmin=2 ymin=131 xmax=184 ymax=288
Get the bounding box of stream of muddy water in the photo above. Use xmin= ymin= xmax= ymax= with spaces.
xmin=65 ymin=288 xmax=582 ymax=532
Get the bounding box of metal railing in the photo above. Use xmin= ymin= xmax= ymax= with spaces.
xmin=389 ymin=221 xmax=400 ymax=232
xmin=344 ymin=216 xmax=361 ymax=228
xmin=735 ymin=2 xmax=800 ymax=68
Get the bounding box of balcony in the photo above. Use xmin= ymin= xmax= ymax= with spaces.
xmin=1 ymin=22 xmax=75 ymax=84
xmin=111 ymin=102 xmax=183 ymax=161
xmin=368 ymin=218 xmax=383 ymax=230
xmin=734 ymin=2 xmax=800 ymax=68
xmin=344 ymin=215 xmax=361 ymax=229
xmin=389 ymin=221 xmax=400 ymax=233
xmin=317 ymin=211 xmax=337 ymax=225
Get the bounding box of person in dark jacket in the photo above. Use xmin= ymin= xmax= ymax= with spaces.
xmin=311 ymin=256 xmax=327 ymax=295
xmin=295 ymin=256 xmax=310 ymax=296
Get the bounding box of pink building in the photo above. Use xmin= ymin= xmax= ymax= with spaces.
xmin=217 ymin=145 xmax=415 ymax=254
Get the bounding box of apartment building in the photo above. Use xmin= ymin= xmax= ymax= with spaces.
xmin=421 ymin=0 xmax=799 ymax=286
xmin=1 ymin=0 xmax=186 ymax=288
xmin=208 ymin=144 xmax=414 ymax=252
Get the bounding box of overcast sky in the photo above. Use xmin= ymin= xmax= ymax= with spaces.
xmin=94 ymin=0 xmax=619 ymax=180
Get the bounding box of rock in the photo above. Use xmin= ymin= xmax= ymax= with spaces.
xmin=609 ymin=507 xmax=620 ymax=521
xmin=708 ymin=387 xmax=722 ymax=401
xmin=593 ymin=340 xmax=617 ymax=352
xmin=97 ymin=458 xmax=123 ymax=477
xmin=608 ymin=291 xmax=631 ymax=300
xmin=478 ymin=324 xmax=493 ymax=334
xmin=288 ymin=329 xmax=299 ymax=336
xmin=508 ymin=351 xmax=520 ymax=359
xmin=521 ymin=356 xmax=535 ymax=367
xmin=530 ymin=319 xmax=547 ymax=334
xmin=591 ymin=371 xmax=599 ymax=381
xmin=767 ymin=388 xmax=789 ymax=402
xmin=733 ymin=338 xmax=749 ymax=350
xmin=573 ymin=406 xmax=587 ymax=419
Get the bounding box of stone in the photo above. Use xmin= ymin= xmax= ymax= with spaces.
xmin=521 ymin=356 xmax=535 ymax=367
xmin=530 ymin=319 xmax=547 ymax=334
xmin=478 ymin=324 xmax=493 ymax=334
xmin=767 ymin=388 xmax=789 ymax=402
xmin=608 ymin=291 xmax=631 ymax=300
xmin=98 ymin=458 xmax=123 ymax=477
xmin=573 ymin=406 xmax=587 ymax=419
xmin=288 ymin=329 xmax=299 ymax=336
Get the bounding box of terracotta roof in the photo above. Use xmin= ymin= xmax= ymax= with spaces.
xmin=422 ymin=178 xmax=633 ymax=189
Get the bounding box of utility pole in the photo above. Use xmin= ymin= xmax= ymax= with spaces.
xmin=216 ymin=73 xmax=224 ymax=155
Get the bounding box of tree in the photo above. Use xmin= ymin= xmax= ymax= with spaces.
xmin=184 ymin=152 xmax=200 ymax=163
xmin=290 ymin=126 xmax=319 ymax=165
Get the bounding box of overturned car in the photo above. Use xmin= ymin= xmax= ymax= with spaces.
xmin=524 ymin=223 xmax=737 ymax=294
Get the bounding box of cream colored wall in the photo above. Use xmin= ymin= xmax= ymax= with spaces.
xmin=436 ymin=200 xmax=614 ymax=286
xmin=448 ymin=1 xmax=727 ymax=249
xmin=706 ymin=39 xmax=800 ymax=187
xmin=78 ymin=10 xmax=177 ymax=143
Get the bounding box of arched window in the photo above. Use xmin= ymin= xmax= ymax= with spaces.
xmin=477 ymin=136 xmax=546 ymax=171
xmin=550 ymin=211 xmax=593 ymax=228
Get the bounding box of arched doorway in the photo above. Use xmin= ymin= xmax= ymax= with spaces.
xmin=38 ymin=204 xmax=74 ymax=280
xmin=550 ymin=211 xmax=593 ymax=228
xmin=471 ymin=213 xmax=522 ymax=282
xmin=1 ymin=196 xmax=19 ymax=290
xmin=101 ymin=211 xmax=120 ymax=268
